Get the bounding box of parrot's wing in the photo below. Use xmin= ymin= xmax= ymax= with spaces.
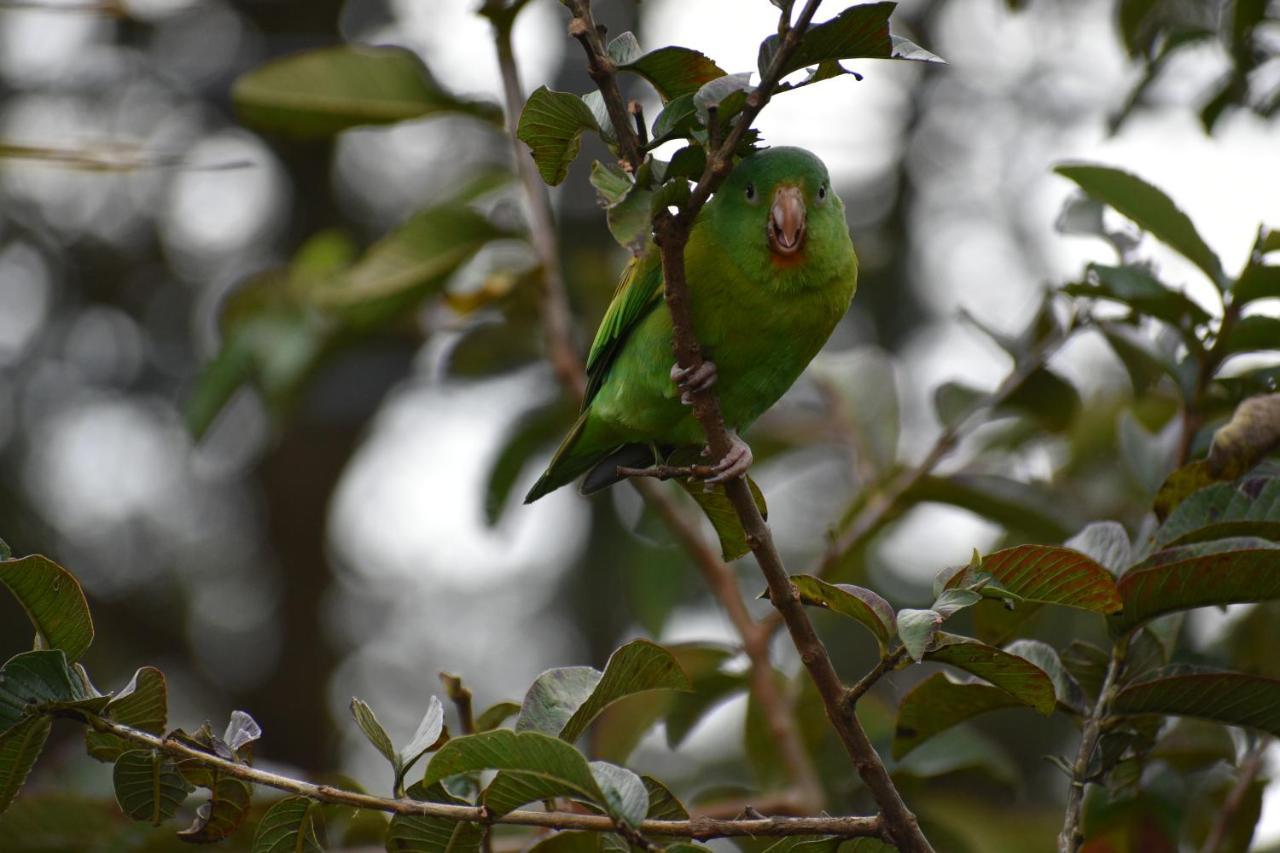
xmin=583 ymin=245 xmax=664 ymax=406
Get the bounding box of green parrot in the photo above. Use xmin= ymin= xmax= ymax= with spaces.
xmin=525 ymin=146 xmax=858 ymax=502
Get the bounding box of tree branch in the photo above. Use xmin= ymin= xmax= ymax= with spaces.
xmin=76 ymin=715 xmax=881 ymax=839
xmin=494 ymin=3 xmax=822 ymax=814
xmin=571 ymin=0 xmax=934 ymax=849
xmin=1201 ymin=736 xmax=1269 ymax=853
xmin=439 ymin=671 xmax=475 ymax=735
xmin=843 ymin=647 xmax=908 ymax=708
xmin=486 ymin=3 xmax=585 ymax=399
xmin=634 ymin=479 xmax=825 ymax=810
xmin=564 ymin=0 xmax=645 ymax=172
xmin=1057 ymin=635 xmax=1129 ymax=853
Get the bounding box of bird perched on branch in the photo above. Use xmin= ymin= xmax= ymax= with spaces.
xmin=525 ymin=146 xmax=858 ymax=502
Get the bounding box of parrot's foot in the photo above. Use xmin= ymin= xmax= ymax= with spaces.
xmin=670 ymin=359 xmax=717 ymax=404
xmin=705 ymin=433 xmax=753 ymax=484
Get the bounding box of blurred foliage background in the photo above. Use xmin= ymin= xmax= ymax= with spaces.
xmin=0 ymin=0 xmax=1277 ymax=850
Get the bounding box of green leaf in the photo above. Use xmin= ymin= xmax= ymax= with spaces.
xmin=904 ymin=474 xmax=1075 ymax=541
xmin=1112 ymin=668 xmax=1280 ymax=736
xmin=1003 ymin=367 xmax=1082 ymax=432
xmin=649 ymin=95 xmax=698 ymax=146
xmin=1054 ymin=163 xmax=1225 ymax=287
xmin=665 ymin=668 xmax=745 ymax=750
xmin=892 ymin=673 xmax=1028 ymax=759
xmin=786 ymin=575 xmax=895 ymax=652
xmin=759 ymin=2 xmax=895 ymax=78
xmin=692 ymin=73 xmax=753 ymax=123
xmin=516 ymin=667 xmax=601 ymax=739
xmin=924 ymin=634 xmax=1056 ymax=714
xmin=313 ymin=207 xmax=506 ymax=314
xmin=113 ymin=749 xmax=192 ymax=825
xmin=1149 ymin=718 xmax=1237 ymax=772
xmin=946 ymin=545 xmax=1122 ymax=614
xmin=895 ymin=726 xmax=1019 ymax=788
xmin=399 ymin=697 xmax=445 ymax=781
xmin=425 ymin=730 xmax=602 ymax=818
xmin=1063 ymin=263 xmax=1211 ymax=327
xmin=252 ymin=796 xmax=323 ymax=853
xmin=933 ymin=381 xmax=985 ymax=430
xmin=1234 ymin=264 xmax=1280 ymax=304
xmin=1113 ymin=547 xmax=1280 ymax=633
xmin=672 ymin=466 xmax=769 ymax=561
xmin=0 ymin=716 xmax=50 ymax=817
xmin=1156 ymin=477 xmax=1280 ymax=546
xmin=388 ymin=782 xmax=483 ymax=853
xmin=1065 ymin=521 xmax=1133 ymax=574
xmin=351 ymin=697 xmax=398 ymax=768
xmin=597 ymin=179 xmax=653 ymax=252
xmin=932 ymin=588 xmax=982 ymax=618
xmin=560 ymin=641 xmax=689 ymax=744
xmin=0 ymin=553 xmax=94 ymax=661
xmin=510 ymin=640 xmax=687 ymax=798
xmin=889 ymin=36 xmax=946 ymax=64
xmin=1061 ymin=641 xmax=1112 ymax=702
xmin=1003 ymin=639 xmax=1088 ymax=714
xmin=588 ymin=761 xmax=648 ymax=828
xmin=86 ymin=666 xmax=168 ymax=763
xmin=0 ymin=650 xmax=103 ymax=733
xmin=475 ymin=701 xmax=520 ymax=732
xmin=606 ymin=32 xmax=643 ymax=66
xmin=485 ymin=400 xmax=575 ymax=526
xmin=642 ymin=774 xmax=688 ymax=824
xmin=589 ymin=160 xmax=631 ymax=206
xmin=1222 ymin=315 xmax=1280 ymax=356
xmin=1098 ymin=322 xmax=1177 ymax=395
xmin=232 ymin=46 xmax=500 ymax=136
xmin=896 ymin=609 xmax=942 ymax=662
xmin=517 ymin=87 xmax=600 ymax=186
xmin=620 ymin=47 xmax=727 ymax=101
xmin=176 ymin=768 xmax=253 ymax=842
xmin=0 ymin=538 xmax=9 ymax=560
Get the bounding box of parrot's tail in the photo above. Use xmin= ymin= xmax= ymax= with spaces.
xmin=524 ymin=412 xmax=619 ymax=503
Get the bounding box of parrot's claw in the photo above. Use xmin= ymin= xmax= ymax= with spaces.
xmin=671 ymin=360 xmax=717 ymax=404
xmin=706 ymin=433 xmax=753 ymax=484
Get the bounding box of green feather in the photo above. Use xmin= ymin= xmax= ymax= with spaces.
xmin=526 ymin=146 xmax=858 ymax=503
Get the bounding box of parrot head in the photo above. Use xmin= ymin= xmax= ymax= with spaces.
xmin=706 ymin=146 xmax=849 ymax=279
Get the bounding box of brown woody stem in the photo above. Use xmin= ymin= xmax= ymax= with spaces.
xmin=570 ymin=0 xmax=933 ymax=848
xmin=504 ymin=0 xmax=823 ymax=814
xmin=77 ymin=715 xmax=880 ymax=839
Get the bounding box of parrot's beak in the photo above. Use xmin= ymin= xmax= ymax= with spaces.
xmin=768 ymin=185 xmax=806 ymax=256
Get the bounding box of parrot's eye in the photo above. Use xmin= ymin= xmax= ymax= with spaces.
xmin=817 ymin=184 xmax=828 ymax=202
xmin=744 ymin=182 xmax=756 ymax=202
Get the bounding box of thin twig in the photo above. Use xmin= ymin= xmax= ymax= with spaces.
xmin=497 ymin=2 xmax=823 ymax=813
xmin=0 ymin=0 xmax=120 ymax=11
xmin=634 ymin=479 xmax=826 ymax=810
xmin=439 ymin=672 xmax=475 ymax=736
xmin=616 ymin=463 xmax=714 ymax=481
xmin=571 ymin=0 xmax=933 ymax=848
xmin=564 ymin=1 xmax=645 ymax=172
xmin=1201 ymin=737 xmax=1270 ymax=853
xmin=75 ymin=716 xmax=880 ymax=839
xmin=485 ymin=4 xmax=585 ymax=399
xmin=629 ymin=100 xmax=648 ymax=148
xmin=1058 ymin=636 xmax=1129 ymax=853
xmin=843 ymin=647 xmax=908 ymax=709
